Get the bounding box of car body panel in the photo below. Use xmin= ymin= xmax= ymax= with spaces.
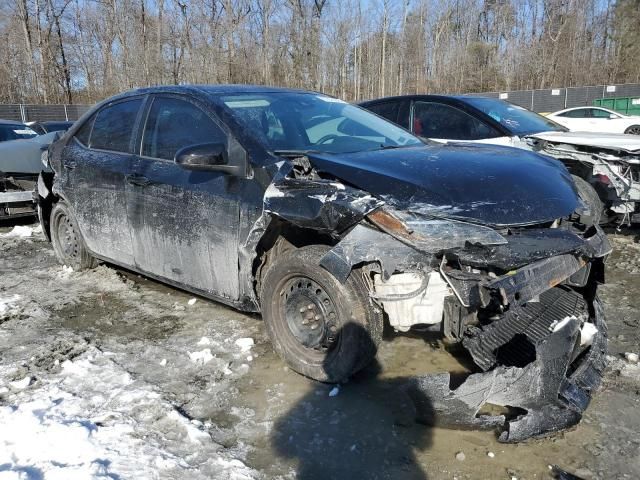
xmin=40 ymin=85 xmax=611 ymax=441
xmin=360 ymin=95 xmax=640 ymax=223
xmin=303 ymin=143 xmax=578 ymax=227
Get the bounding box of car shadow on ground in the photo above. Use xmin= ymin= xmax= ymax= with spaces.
xmin=270 ymin=323 xmax=434 ymax=480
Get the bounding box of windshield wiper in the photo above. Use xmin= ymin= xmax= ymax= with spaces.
xmin=273 ymin=149 xmax=321 ymax=158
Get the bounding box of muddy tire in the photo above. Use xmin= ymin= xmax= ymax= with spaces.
xmin=572 ymin=175 xmax=603 ymax=225
xmin=624 ymin=125 xmax=640 ymax=135
xmin=260 ymin=245 xmax=383 ymax=382
xmin=50 ymin=201 xmax=97 ymax=271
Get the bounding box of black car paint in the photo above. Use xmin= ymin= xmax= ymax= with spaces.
xmin=303 ymin=143 xmax=578 ymax=227
xmin=46 ymin=85 xmax=584 ymax=309
xmin=42 ymin=85 xmax=611 ymax=442
xmin=359 ymin=94 xmax=565 ymax=139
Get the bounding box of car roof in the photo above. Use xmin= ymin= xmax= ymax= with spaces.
xmin=106 ymin=84 xmax=317 ymax=103
xmin=359 ymin=94 xmax=499 ymax=105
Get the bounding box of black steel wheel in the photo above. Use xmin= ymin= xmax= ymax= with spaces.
xmin=50 ymin=201 xmax=97 ymax=270
xmin=260 ymin=245 xmax=383 ymax=382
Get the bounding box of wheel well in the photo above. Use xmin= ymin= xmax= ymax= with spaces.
xmin=37 ymin=172 xmax=58 ymax=242
xmin=251 ymin=217 xmax=337 ymax=300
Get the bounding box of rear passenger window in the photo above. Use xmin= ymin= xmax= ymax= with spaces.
xmin=367 ymin=102 xmax=400 ymax=125
xmin=74 ymin=114 xmax=95 ymax=146
xmin=142 ymin=97 xmax=226 ymax=161
xmin=90 ymin=99 xmax=142 ymax=152
xmin=412 ymin=102 xmax=497 ymax=140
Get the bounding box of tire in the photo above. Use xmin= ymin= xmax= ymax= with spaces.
xmin=260 ymin=245 xmax=383 ymax=382
xmin=624 ymin=125 xmax=640 ymax=135
xmin=50 ymin=201 xmax=97 ymax=271
xmin=571 ymin=175 xmax=604 ymax=225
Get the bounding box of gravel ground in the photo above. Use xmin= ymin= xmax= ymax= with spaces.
xmin=0 ymin=219 xmax=639 ymax=480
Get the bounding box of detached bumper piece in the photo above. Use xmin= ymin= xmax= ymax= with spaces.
xmin=404 ymin=289 xmax=607 ymax=443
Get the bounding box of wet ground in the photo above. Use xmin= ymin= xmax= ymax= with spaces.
xmin=1 ymin=219 xmax=639 ymax=479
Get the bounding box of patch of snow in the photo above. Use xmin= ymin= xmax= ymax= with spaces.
xmin=328 ymin=385 xmax=340 ymax=397
xmin=0 ymin=349 xmax=258 ymax=479
xmin=189 ymin=348 xmax=214 ymax=365
xmin=197 ymin=336 xmax=212 ymax=345
xmin=0 ymin=294 xmax=21 ymax=317
xmin=234 ymin=338 xmax=254 ymax=352
xmin=624 ymin=352 xmax=639 ymax=364
xmin=9 ymin=376 xmax=31 ymax=390
xmin=0 ymin=225 xmax=38 ymax=238
xmin=580 ymin=322 xmax=598 ymax=346
xmin=159 ymin=358 xmax=167 ymax=367
xmin=188 ymin=298 xmax=197 ymax=306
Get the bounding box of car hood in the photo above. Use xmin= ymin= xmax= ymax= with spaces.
xmin=304 ymin=143 xmax=579 ymax=227
xmin=529 ymin=131 xmax=640 ymax=153
xmin=0 ymin=131 xmax=58 ymax=174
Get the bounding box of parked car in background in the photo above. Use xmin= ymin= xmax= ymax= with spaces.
xmin=547 ymin=106 xmax=640 ymax=135
xmin=0 ymin=119 xmax=38 ymax=142
xmin=360 ymin=95 xmax=640 ymax=224
xmin=27 ymin=120 xmax=75 ymax=135
xmin=0 ymin=131 xmax=58 ymax=219
xmin=37 ymin=85 xmax=610 ymax=442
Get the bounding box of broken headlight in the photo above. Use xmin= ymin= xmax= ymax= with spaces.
xmin=368 ymin=208 xmax=507 ymax=251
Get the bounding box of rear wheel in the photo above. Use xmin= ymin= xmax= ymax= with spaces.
xmin=50 ymin=201 xmax=97 ymax=270
xmin=260 ymin=245 xmax=383 ymax=382
xmin=624 ymin=125 xmax=640 ymax=135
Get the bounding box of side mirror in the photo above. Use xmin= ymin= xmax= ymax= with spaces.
xmin=175 ymin=143 xmax=227 ymax=170
xmin=609 ymin=113 xmax=617 ymax=119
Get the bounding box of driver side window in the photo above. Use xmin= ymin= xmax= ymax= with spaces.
xmin=142 ymin=97 xmax=226 ymax=161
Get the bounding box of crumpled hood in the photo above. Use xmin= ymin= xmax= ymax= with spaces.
xmin=305 ymin=143 xmax=579 ymax=227
xmin=529 ymin=131 xmax=640 ymax=153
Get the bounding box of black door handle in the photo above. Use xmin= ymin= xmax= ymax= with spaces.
xmin=63 ymin=161 xmax=77 ymax=170
xmin=125 ymin=174 xmax=152 ymax=186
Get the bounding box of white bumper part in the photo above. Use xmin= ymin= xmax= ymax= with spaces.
xmin=374 ymin=271 xmax=451 ymax=332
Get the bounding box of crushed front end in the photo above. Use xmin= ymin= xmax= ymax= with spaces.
xmin=321 ymin=208 xmax=611 ymax=442
xmin=527 ymin=135 xmax=640 ymax=224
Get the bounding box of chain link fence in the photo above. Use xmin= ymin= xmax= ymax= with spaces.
xmin=467 ymin=82 xmax=640 ymax=113
xmin=0 ymin=103 xmax=91 ymax=123
xmin=1 ymin=82 xmax=639 ymax=121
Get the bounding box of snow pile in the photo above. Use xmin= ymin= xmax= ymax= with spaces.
xmin=0 ymin=348 xmax=259 ymax=480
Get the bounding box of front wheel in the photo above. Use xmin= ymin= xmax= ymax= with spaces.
xmin=624 ymin=125 xmax=640 ymax=135
xmin=260 ymin=245 xmax=383 ymax=382
xmin=50 ymin=201 xmax=97 ymax=271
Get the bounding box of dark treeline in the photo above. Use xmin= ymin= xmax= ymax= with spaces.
xmin=1 ymin=0 xmax=639 ymax=105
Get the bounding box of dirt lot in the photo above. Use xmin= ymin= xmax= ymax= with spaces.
xmin=1 ymin=219 xmax=639 ymax=480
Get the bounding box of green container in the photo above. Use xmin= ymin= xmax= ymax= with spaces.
xmin=593 ymin=96 xmax=640 ymax=116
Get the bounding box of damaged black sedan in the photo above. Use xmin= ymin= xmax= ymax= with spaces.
xmin=37 ymin=85 xmax=610 ymax=442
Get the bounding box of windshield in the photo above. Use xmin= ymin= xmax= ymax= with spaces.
xmin=221 ymin=92 xmax=422 ymax=154
xmin=0 ymin=124 xmax=38 ymax=142
xmin=463 ymin=97 xmax=567 ymax=135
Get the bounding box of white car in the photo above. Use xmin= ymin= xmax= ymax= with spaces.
xmin=547 ymin=106 xmax=640 ymax=135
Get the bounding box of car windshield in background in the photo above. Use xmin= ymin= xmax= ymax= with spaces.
xmin=221 ymin=92 xmax=422 ymax=154
xmin=463 ymin=97 xmax=567 ymax=136
xmin=0 ymin=124 xmax=38 ymax=142
xmin=43 ymin=122 xmax=73 ymax=132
